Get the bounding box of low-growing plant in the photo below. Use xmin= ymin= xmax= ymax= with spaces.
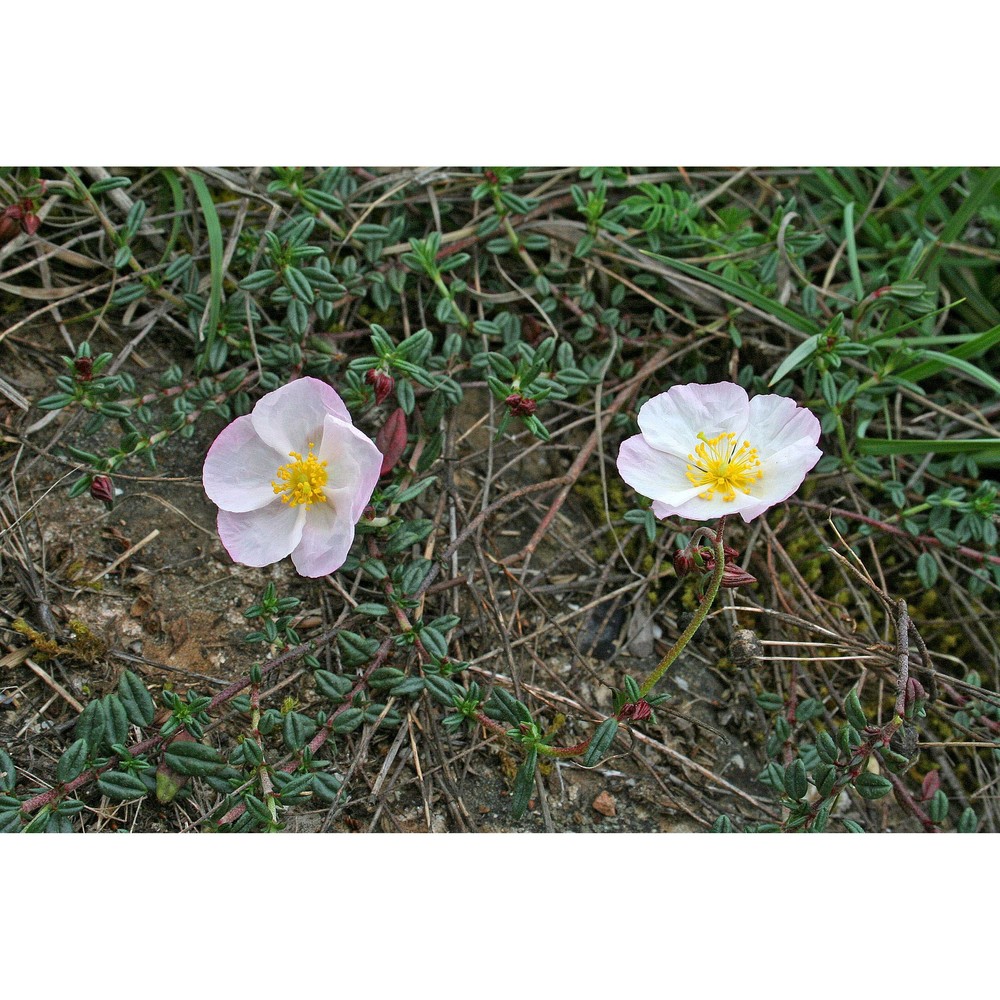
xmin=1 ymin=166 xmax=997 ymax=833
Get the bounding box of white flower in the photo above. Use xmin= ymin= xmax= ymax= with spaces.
xmin=203 ymin=378 xmax=382 ymax=577
xmin=616 ymin=382 xmax=821 ymax=522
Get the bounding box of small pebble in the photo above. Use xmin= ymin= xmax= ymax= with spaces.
xmin=592 ymin=790 xmax=616 ymax=817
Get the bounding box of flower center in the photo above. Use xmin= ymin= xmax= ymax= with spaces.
xmin=272 ymin=444 xmax=328 ymax=508
xmin=686 ymin=431 xmax=763 ymax=502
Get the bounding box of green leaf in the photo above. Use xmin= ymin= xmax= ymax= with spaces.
xmin=331 ymin=708 xmax=364 ymax=734
xmin=282 ymin=711 xmax=313 ymax=750
xmin=419 ymin=625 xmax=448 ymax=660
xmin=314 ymin=670 xmax=354 ymax=701
xmin=0 ymin=809 xmax=23 ymax=833
xmin=89 ymin=176 xmax=132 ymax=194
xmin=353 ymin=602 xmax=389 ymax=617
xmin=97 ymin=771 xmax=149 ymax=801
xmin=844 ymin=688 xmax=868 ymax=730
xmin=916 ymin=551 xmax=939 ymax=589
xmin=582 ymin=719 xmax=619 ymax=767
xmin=0 ymin=749 xmax=17 ymax=793
xmin=284 ymin=265 xmax=315 ymax=304
xmin=485 ymin=688 xmax=532 ymax=726
xmin=56 ymin=739 xmax=90 ymax=784
xmin=239 ymin=269 xmax=278 ymax=291
xmin=813 ymin=763 xmax=837 ymax=797
xmin=188 ymin=171 xmax=224 ymax=345
xmin=928 ymin=788 xmax=949 ymax=823
xmin=117 ymin=670 xmax=155 ymax=727
xmin=815 ymin=730 xmax=839 ymax=765
xmin=957 ymin=806 xmax=978 ymax=833
xmin=768 ymin=332 xmax=822 ymax=386
xmin=389 ymin=677 xmax=426 ymax=697
xmin=425 ymin=674 xmax=462 ymax=706
xmin=510 ymin=747 xmax=537 ymax=820
xmin=311 ymin=771 xmax=343 ymax=803
xmin=75 ymin=699 xmax=106 ymax=749
xmin=103 ymin=694 xmax=130 ymax=746
xmin=337 ymin=630 xmax=379 ymax=666
xmin=783 ymin=759 xmax=808 ymax=801
xmin=163 ymin=740 xmax=227 ymax=777
xmin=853 ymin=770 xmax=893 ymax=800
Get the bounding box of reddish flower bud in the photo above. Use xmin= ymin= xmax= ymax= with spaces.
xmin=701 ymin=543 xmax=740 ymax=571
xmin=90 ymin=475 xmax=115 ymax=507
xmin=504 ymin=393 xmax=537 ymax=417
xmin=22 ymin=212 xmax=41 ymax=236
xmin=618 ymin=700 xmax=652 ymax=723
xmin=364 ymin=368 xmax=395 ymax=406
xmin=375 ymin=407 xmax=407 ymax=477
xmin=75 ymin=356 xmax=94 ymax=382
xmin=904 ymin=676 xmax=926 ymax=715
xmin=673 ymin=549 xmax=697 ymax=577
xmin=0 ymin=213 xmax=19 ymax=247
xmin=720 ymin=565 xmax=757 ymax=589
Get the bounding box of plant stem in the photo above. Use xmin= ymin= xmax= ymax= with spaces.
xmin=638 ymin=516 xmax=728 ymax=698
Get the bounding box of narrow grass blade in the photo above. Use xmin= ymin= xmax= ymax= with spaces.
xmin=899 ymin=322 xmax=1000 ymax=383
xmin=157 ymin=168 xmax=186 ymax=266
xmin=188 ymin=171 xmax=224 ymax=345
xmin=858 ymin=437 xmax=1000 ymax=461
xmin=842 ymin=202 xmax=864 ymax=302
xmin=898 ymin=350 xmax=1000 ymax=395
xmin=639 ymin=250 xmax=821 ymax=337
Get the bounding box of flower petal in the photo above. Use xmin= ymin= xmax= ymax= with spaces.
xmin=251 ymin=377 xmax=352 ymax=456
xmin=637 ymin=382 xmax=750 ymax=459
xmin=217 ymin=501 xmax=306 ymax=567
xmin=618 ymin=434 xmax=703 ymax=505
xmin=290 ymin=497 xmax=357 ymax=577
xmin=747 ymin=393 xmax=822 ymax=460
xmin=650 ymin=488 xmax=764 ymax=522
xmin=734 ymin=439 xmax=823 ymax=521
xmin=203 ymin=414 xmax=285 ymax=512
xmin=318 ymin=415 xmax=383 ymax=522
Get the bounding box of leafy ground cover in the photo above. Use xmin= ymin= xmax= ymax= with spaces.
xmin=1 ymin=166 xmax=998 ymax=833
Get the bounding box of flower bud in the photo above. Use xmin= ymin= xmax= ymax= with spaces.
xmin=720 ymin=565 xmax=757 ymax=589
xmin=0 ymin=212 xmax=20 ymax=247
xmin=364 ymin=368 xmax=394 ymax=405
xmin=617 ymin=700 xmax=652 ymax=723
xmin=673 ymin=548 xmax=697 ymax=577
xmin=90 ymin=475 xmax=115 ymax=508
xmin=504 ymin=394 xmax=537 ymax=417
xmin=904 ymin=676 xmax=926 ymax=712
xmin=375 ymin=408 xmax=407 ymax=477
xmin=75 ymin=356 xmax=94 ymax=382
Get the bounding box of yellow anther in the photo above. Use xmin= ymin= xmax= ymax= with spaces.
xmin=272 ymin=443 xmax=328 ymax=508
xmin=685 ymin=431 xmax=763 ymax=502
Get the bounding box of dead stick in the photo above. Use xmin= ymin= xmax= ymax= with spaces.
xmin=513 ymin=346 xmax=672 ymax=564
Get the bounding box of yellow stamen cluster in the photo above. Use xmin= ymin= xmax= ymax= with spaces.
xmin=272 ymin=444 xmax=328 ymax=508
xmin=686 ymin=431 xmax=763 ymax=502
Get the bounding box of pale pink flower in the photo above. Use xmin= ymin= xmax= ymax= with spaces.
xmin=617 ymin=382 xmax=821 ymax=523
xmin=203 ymin=378 xmax=382 ymax=577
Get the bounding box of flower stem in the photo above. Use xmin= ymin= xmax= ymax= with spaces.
xmin=638 ymin=516 xmax=728 ymax=698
